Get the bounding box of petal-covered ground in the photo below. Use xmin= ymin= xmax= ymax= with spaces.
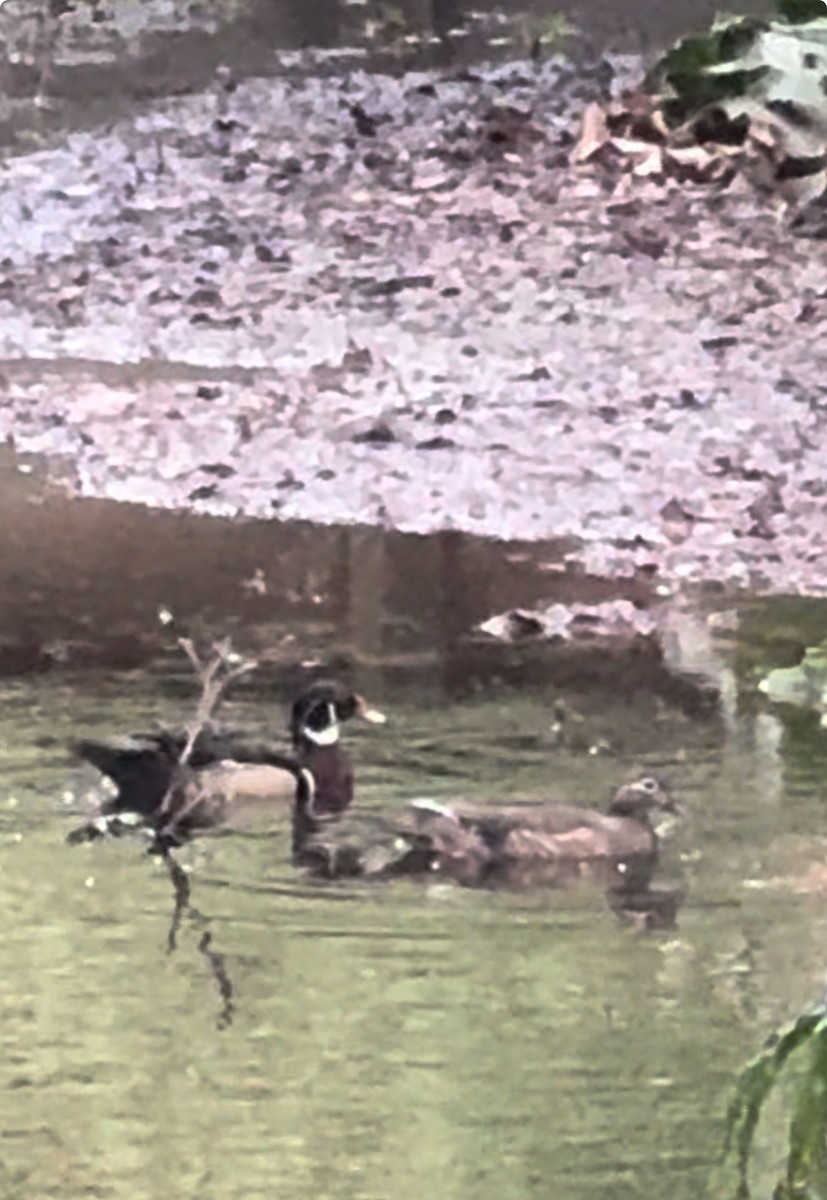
xmin=2 ymin=49 xmax=826 ymax=593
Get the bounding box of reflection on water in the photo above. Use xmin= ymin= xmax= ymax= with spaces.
xmin=0 ymin=449 xmax=656 ymax=690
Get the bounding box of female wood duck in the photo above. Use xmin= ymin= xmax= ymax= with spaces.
xmin=292 ymin=776 xmax=676 ymax=889
xmin=68 ymin=680 xmax=386 ymax=844
xmin=406 ymin=776 xmax=677 ymax=890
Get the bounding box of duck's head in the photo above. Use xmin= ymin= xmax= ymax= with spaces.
xmin=289 ymin=680 xmax=386 ymax=751
xmin=607 ymin=776 xmax=677 ymax=819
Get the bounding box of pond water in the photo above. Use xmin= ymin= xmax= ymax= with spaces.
xmin=2 ymin=471 xmax=827 ymax=1199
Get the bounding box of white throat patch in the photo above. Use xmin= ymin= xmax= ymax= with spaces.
xmin=301 ymin=703 xmax=340 ymax=747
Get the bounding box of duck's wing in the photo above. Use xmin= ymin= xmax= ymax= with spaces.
xmin=407 ymin=798 xmax=596 ymax=858
xmin=487 ymin=804 xmax=602 ymax=835
xmin=400 ymin=801 xmax=494 ymax=883
xmin=187 ymin=731 xmax=291 ymax=768
xmin=501 ymin=825 xmax=615 ymax=860
xmin=502 ymin=813 xmax=657 ymax=859
xmin=73 ymin=722 xmax=295 ymax=800
xmin=407 ymin=798 xmax=469 ymax=833
xmin=421 ymin=799 xmax=606 ymax=837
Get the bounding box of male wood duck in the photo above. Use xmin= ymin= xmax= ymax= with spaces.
xmin=67 ymin=680 xmax=386 ymax=844
xmin=292 ymin=776 xmax=676 ymax=888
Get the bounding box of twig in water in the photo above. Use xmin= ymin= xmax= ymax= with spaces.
xmin=157 ymin=637 xmax=257 ymax=823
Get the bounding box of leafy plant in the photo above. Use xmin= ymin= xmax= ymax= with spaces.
xmin=717 ymin=1002 xmax=827 ymax=1199
xmin=648 ymin=0 xmax=827 ymax=163
xmin=759 ymin=643 xmax=827 ymax=725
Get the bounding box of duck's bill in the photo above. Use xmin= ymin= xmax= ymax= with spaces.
xmin=354 ymin=694 xmax=387 ymax=724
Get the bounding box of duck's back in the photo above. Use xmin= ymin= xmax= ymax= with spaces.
xmin=499 ymin=815 xmax=654 ymax=860
xmin=450 ymin=801 xmax=616 ymax=837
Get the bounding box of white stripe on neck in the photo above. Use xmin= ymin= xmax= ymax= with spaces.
xmin=300 ymin=767 xmax=317 ymax=815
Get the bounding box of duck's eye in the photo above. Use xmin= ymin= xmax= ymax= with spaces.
xmin=640 ymin=777 xmax=659 ymax=792
xmin=305 ymin=701 xmax=334 ymax=729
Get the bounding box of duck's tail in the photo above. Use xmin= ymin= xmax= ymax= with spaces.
xmin=74 ymin=733 xmax=165 ymax=772
xmin=408 ymin=797 xmax=459 ymax=823
xmin=72 ymin=735 xmax=177 ymax=817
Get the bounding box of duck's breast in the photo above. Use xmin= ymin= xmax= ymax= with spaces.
xmin=300 ymin=745 xmax=354 ymax=815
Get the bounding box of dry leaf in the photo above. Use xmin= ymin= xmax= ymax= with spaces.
xmin=571 ymin=102 xmax=610 ymax=164
xmin=632 ymin=145 xmax=665 ymax=177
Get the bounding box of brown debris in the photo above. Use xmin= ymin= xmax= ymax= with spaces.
xmin=571 ymin=102 xmax=610 ymax=164
xmin=570 ymin=89 xmax=827 ymax=211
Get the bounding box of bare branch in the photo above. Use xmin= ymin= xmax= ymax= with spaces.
xmin=158 ymin=638 xmax=257 ymax=818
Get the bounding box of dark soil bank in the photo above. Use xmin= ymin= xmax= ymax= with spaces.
xmin=1 ymin=45 xmax=826 ymax=594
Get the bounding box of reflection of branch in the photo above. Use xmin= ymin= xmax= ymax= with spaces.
xmin=161 ymin=847 xmax=192 ymax=953
xmin=159 ymin=847 xmax=235 ymax=1029
xmin=198 ymin=932 xmax=235 ymax=1031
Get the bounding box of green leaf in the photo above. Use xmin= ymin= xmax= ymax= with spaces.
xmin=787 ymin=1033 xmax=827 ymax=1195
xmin=759 ymin=642 xmax=827 ymax=717
xmin=648 ymin=2 xmax=827 ymax=163
xmin=651 ymin=19 xmax=766 ymax=113
xmin=720 ymin=1007 xmax=827 ymax=1199
xmin=778 ymin=0 xmax=827 ymax=25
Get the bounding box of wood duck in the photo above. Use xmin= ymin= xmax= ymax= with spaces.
xmin=406 ymin=777 xmax=677 ymax=889
xmin=67 ymin=680 xmax=385 ymax=844
xmin=292 ymin=776 xmax=676 ymax=888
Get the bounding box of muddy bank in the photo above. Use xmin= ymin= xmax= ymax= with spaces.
xmin=1 ymin=46 xmax=825 ymax=594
